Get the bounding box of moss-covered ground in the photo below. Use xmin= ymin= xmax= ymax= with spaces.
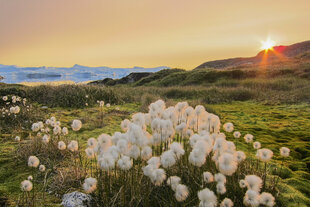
xmin=0 ymin=101 xmax=309 ymax=206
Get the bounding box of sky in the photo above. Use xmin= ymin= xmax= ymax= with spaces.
xmin=0 ymin=0 xmax=309 ymax=69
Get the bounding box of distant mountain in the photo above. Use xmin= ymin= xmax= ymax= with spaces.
xmin=195 ymin=40 xmax=310 ymax=69
xmin=0 ymin=64 xmax=169 ymax=84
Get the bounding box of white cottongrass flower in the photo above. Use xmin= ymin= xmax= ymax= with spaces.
xmin=127 ymin=145 xmax=140 ymax=160
xmin=85 ymin=147 xmax=96 ymax=159
xmin=98 ymin=154 xmax=115 ymax=171
xmin=253 ymin=142 xmax=261 ymax=149
xmin=223 ymin=122 xmax=234 ymax=132
xmin=189 ymin=149 xmax=206 ymax=167
xmin=175 ymin=184 xmax=189 ymax=202
xmin=260 ymin=192 xmax=275 ymax=207
xmin=203 ymin=172 xmax=214 ymax=183
xmin=216 ymin=183 xmax=226 ymax=195
xmin=245 ymin=175 xmax=263 ymax=192
xmin=28 ymin=175 xmax=33 ymax=181
xmin=244 ymin=134 xmax=254 ymax=143
xmin=169 ymin=142 xmax=185 ymax=159
xmin=147 ymin=157 xmax=161 ymax=168
xmin=87 ymin=138 xmax=98 ymax=149
xmin=167 ymin=176 xmax=181 ymax=191
xmin=218 ymin=153 xmax=238 ymax=176
xmin=15 ymin=136 xmax=21 ymax=142
xmin=62 ymin=127 xmax=69 ymax=135
xmin=243 ymin=190 xmax=260 ymax=207
xmin=83 ymin=177 xmax=97 ymax=193
xmin=160 ymin=150 xmax=176 ymax=168
xmin=58 ymin=141 xmax=66 ymax=150
xmin=42 ymin=134 xmax=50 ymax=144
xmin=141 ymin=146 xmax=152 ymax=161
xmin=116 ymin=139 xmax=129 ymax=154
xmin=239 ymin=179 xmax=247 ymax=188
xmin=220 ymin=198 xmax=234 ymax=207
xmin=39 ymin=164 xmax=46 ymax=172
xmin=142 ymin=164 xmax=155 ymax=177
xmin=117 ymin=156 xmax=133 ymax=171
xmin=256 ymin=148 xmax=273 ymax=162
xmin=21 ymin=180 xmax=33 ymax=192
xmin=71 ymin=119 xmax=82 ymax=131
xmin=198 ymin=188 xmax=217 ymax=207
xmin=280 ymin=147 xmax=290 ymax=157
xmin=214 ymin=173 xmax=226 ymax=184
xmin=28 ymin=156 xmax=40 ymax=168
xmin=236 ymin=151 xmax=246 ymax=163
xmin=68 ymin=140 xmax=79 ymax=152
xmin=53 ymin=126 xmax=61 ymax=135
xmin=150 ymin=168 xmax=166 ymax=186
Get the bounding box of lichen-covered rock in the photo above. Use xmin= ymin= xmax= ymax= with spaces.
xmin=61 ymin=191 xmax=91 ymax=207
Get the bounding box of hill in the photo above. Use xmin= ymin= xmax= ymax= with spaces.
xmin=195 ymin=40 xmax=310 ymax=69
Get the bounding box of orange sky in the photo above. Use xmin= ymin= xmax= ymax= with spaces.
xmin=0 ymin=0 xmax=309 ymax=69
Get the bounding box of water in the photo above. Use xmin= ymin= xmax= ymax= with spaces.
xmin=0 ymin=64 xmax=169 ymax=84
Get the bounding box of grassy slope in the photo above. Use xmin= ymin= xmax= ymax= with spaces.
xmin=0 ymin=102 xmax=309 ymax=206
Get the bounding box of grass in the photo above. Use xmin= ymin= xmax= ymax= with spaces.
xmin=0 ymin=101 xmax=309 ymax=206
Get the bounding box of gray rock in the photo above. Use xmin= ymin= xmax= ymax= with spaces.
xmin=61 ymin=191 xmax=92 ymax=207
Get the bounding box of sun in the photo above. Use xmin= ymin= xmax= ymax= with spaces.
xmin=261 ymin=38 xmax=275 ymax=51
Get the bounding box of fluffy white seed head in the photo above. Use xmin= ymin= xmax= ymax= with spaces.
xmin=216 ymin=183 xmax=226 ymax=195
xmin=28 ymin=156 xmax=40 ymax=168
xmin=233 ymin=131 xmax=241 ymax=138
xmin=150 ymin=168 xmax=166 ymax=186
xmin=203 ymin=172 xmax=214 ymax=183
xmin=39 ymin=165 xmax=46 ymax=172
xmin=21 ymin=180 xmax=33 ymax=192
xmin=147 ymin=157 xmax=161 ymax=168
xmin=175 ymin=184 xmax=189 ymax=202
xmin=167 ymin=176 xmax=181 ymax=191
xmin=98 ymin=154 xmax=115 ymax=171
xmin=160 ymin=150 xmax=176 ymax=168
xmin=42 ymin=134 xmax=50 ymax=144
xmin=280 ymin=147 xmax=290 ymax=157
xmin=198 ymin=188 xmax=217 ymax=207
xmin=85 ymin=147 xmax=96 ymax=159
xmin=220 ymin=198 xmax=234 ymax=207
xmin=243 ymin=190 xmax=260 ymax=207
xmin=71 ymin=119 xmax=82 ymax=131
xmin=245 ymin=175 xmax=263 ymax=192
xmin=260 ymin=192 xmax=275 ymax=207
xmin=68 ymin=140 xmax=79 ymax=152
xmin=15 ymin=136 xmax=21 ymax=142
xmin=223 ymin=122 xmax=234 ymax=133
xmin=58 ymin=141 xmax=66 ymax=150
xmin=214 ymin=173 xmax=226 ymax=184
xmin=239 ymin=179 xmax=247 ymax=188
xmin=256 ymin=149 xmax=273 ymax=162
xmin=83 ymin=177 xmax=97 ymax=193
xmin=253 ymin=142 xmax=261 ymax=150
xmin=236 ymin=151 xmax=246 ymax=163
xmin=244 ymin=134 xmax=254 ymax=143
xmin=62 ymin=127 xmax=68 ymax=135
xmin=218 ymin=153 xmax=238 ymax=176
xmin=141 ymin=146 xmax=152 ymax=161
xmin=87 ymin=138 xmax=98 ymax=148
xmin=117 ymin=155 xmax=133 ymax=171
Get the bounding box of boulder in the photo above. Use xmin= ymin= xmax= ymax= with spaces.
xmin=61 ymin=191 xmax=92 ymax=207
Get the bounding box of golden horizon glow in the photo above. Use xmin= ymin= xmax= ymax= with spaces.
xmin=0 ymin=0 xmax=309 ymax=69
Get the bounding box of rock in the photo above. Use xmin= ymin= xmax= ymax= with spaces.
xmin=61 ymin=191 xmax=92 ymax=207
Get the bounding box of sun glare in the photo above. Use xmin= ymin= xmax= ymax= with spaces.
xmin=261 ymin=38 xmax=275 ymax=51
